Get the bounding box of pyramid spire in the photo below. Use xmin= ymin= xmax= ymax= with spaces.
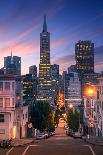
xmin=43 ymin=14 xmax=47 ymax=32
xmin=11 ymin=50 xmax=13 ymax=64
xmin=11 ymin=50 xmax=13 ymax=57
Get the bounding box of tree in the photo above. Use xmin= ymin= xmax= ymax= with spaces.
xmin=67 ymin=109 xmax=79 ymax=131
xmin=31 ymin=101 xmax=55 ymax=132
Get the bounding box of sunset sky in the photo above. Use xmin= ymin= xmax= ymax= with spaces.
xmin=0 ymin=0 xmax=103 ymax=74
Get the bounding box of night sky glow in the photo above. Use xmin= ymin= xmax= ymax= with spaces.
xmin=0 ymin=0 xmax=103 ymax=74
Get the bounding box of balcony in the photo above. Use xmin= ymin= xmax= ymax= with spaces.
xmin=0 ymin=90 xmax=15 ymax=96
xmin=0 ymin=107 xmax=15 ymax=112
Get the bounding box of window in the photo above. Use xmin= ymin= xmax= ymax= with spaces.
xmin=0 ymin=82 xmax=3 ymax=90
xmin=0 ymin=114 xmax=4 ymax=122
xmin=0 ymin=98 xmax=3 ymax=107
xmin=12 ymin=98 xmax=14 ymax=106
xmin=0 ymin=129 xmax=5 ymax=134
xmin=5 ymin=82 xmax=10 ymax=90
xmin=12 ymin=82 xmax=15 ymax=90
xmin=25 ymin=112 xmax=28 ymax=119
xmin=5 ymin=98 xmax=10 ymax=107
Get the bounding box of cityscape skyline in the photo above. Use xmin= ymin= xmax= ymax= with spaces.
xmin=0 ymin=0 xmax=103 ymax=74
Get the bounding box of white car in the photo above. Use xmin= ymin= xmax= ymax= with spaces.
xmin=73 ymin=132 xmax=82 ymax=138
xmin=36 ymin=133 xmax=45 ymax=140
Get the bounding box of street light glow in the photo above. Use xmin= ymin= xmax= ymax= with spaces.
xmin=69 ymin=104 xmax=73 ymax=108
xmin=84 ymin=84 xmax=96 ymax=97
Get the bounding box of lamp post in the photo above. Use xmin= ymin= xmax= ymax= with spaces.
xmin=84 ymin=83 xmax=96 ymax=139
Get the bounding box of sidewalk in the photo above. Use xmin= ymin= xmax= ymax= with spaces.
xmin=82 ymin=136 xmax=103 ymax=146
xmin=11 ymin=138 xmax=35 ymax=147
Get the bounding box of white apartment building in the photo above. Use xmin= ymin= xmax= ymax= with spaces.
xmin=94 ymin=78 xmax=103 ymax=136
xmin=0 ymin=75 xmax=28 ymax=140
xmin=83 ymin=97 xmax=95 ymax=132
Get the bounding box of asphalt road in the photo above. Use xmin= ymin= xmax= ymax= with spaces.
xmin=0 ymin=127 xmax=103 ymax=155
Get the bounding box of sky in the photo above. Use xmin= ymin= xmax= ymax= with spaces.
xmin=0 ymin=0 xmax=103 ymax=74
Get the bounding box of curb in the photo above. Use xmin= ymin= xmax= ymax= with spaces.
xmin=82 ymin=137 xmax=103 ymax=147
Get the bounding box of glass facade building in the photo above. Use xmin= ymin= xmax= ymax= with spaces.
xmin=37 ymin=15 xmax=53 ymax=103
xmin=75 ymin=41 xmax=94 ymax=75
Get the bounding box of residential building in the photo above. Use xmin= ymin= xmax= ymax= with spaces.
xmin=0 ymin=75 xmax=28 ymax=140
xmin=94 ymin=78 xmax=103 ymax=136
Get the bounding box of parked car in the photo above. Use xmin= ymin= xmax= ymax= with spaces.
xmin=66 ymin=129 xmax=74 ymax=137
xmin=36 ymin=133 xmax=45 ymax=140
xmin=73 ymin=132 xmax=82 ymax=138
xmin=44 ymin=131 xmax=49 ymax=139
xmin=48 ymin=132 xmax=53 ymax=137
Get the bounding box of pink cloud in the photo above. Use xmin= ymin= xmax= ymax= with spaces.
xmin=52 ymin=38 xmax=66 ymax=49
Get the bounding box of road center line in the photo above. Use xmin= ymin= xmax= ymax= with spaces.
xmin=6 ymin=147 xmax=14 ymax=155
xmin=22 ymin=146 xmax=30 ymax=155
xmin=83 ymin=145 xmax=95 ymax=155
xmin=88 ymin=145 xmax=96 ymax=155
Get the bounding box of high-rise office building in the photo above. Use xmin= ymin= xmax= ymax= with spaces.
xmin=68 ymin=65 xmax=76 ymax=73
xmin=51 ymin=64 xmax=59 ymax=105
xmin=64 ymin=72 xmax=81 ymax=107
xmin=37 ymin=15 xmax=53 ymax=103
xmin=4 ymin=52 xmax=21 ymax=75
xmin=75 ymin=41 xmax=94 ymax=75
xmin=22 ymin=74 xmax=37 ymax=106
xmin=29 ymin=65 xmax=37 ymax=78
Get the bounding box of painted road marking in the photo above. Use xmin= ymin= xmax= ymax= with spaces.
xmin=88 ymin=145 xmax=96 ymax=155
xmin=83 ymin=145 xmax=96 ymax=155
xmin=30 ymin=144 xmax=40 ymax=147
xmin=6 ymin=147 xmax=14 ymax=155
xmin=22 ymin=144 xmax=40 ymax=155
xmin=22 ymin=146 xmax=30 ymax=155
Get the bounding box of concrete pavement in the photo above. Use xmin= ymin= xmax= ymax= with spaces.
xmin=0 ymin=127 xmax=103 ymax=155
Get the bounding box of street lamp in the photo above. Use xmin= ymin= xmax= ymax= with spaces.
xmin=84 ymin=83 xmax=96 ymax=139
xmin=69 ymin=104 xmax=73 ymax=109
xmin=84 ymin=84 xmax=96 ymax=97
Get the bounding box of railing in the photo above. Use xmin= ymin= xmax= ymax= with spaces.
xmin=0 ymin=90 xmax=15 ymax=95
xmin=0 ymin=107 xmax=15 ymax=112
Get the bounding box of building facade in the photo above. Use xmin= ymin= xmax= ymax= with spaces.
xmin=4 ymin=53 xmax=21 ymax=75
xmin=51 ymin=64 xmax=59 ymax=105
xmin=29 ymin=65 xmax=37 ymax=78
xmin=0 ymin=75 xmax=28 ymax=139
xmin=64 ymin=72 xmax=81 ymax=108
xmin=94 ymin=78 xmax=103 ymax=136
xmin=75 ymin=41 xmax=94 ymax=75
xmin=37 ymin=15 xmax=53 ymax=104
xmin=22 ymin=74 xmax=37 ymax=107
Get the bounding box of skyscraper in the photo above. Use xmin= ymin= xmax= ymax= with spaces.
xmin=37 ymin=15 xmax=53 ymax=103
xmin=75 ymin=41 xmax=94 ymax=75
xmin=51 ymin=64 xmax=59 ymax=105
xmin=4 ymin=52 xmax=21 ymax=75
xmin=29 ymin=65 xmax=37 ymax=78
